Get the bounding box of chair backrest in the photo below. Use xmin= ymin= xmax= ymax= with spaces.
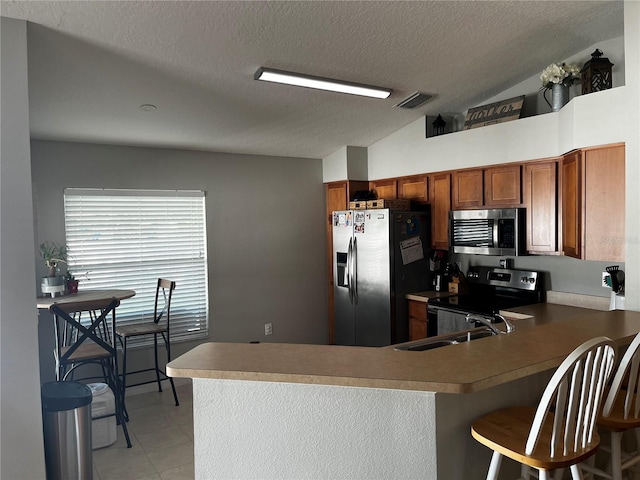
xmin=525 ymin=337 xmax=616 ymax=458
xmin=602 ymin=332 xmax=640 ymax=420
xmin=154 ymin=278 xmax=176 ymax=326
xmin=49 ymin=297 xmax=121 ymax=364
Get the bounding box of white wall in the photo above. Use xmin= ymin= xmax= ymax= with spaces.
xmin=191 ymin=367 xmax=552 ymax=479
xmin=31 ymin=141 xmax=329 ymax=382
xmin=0 ymin=17 xmax=47 ymax=480
xmin=193 ymin=379 xmax=438 ymax=479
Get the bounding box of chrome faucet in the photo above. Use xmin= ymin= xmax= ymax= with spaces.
xmin=493 ymin=313 xmax=516 ymax=333
xmin=465 ymin=313 xmax=515 ymax=335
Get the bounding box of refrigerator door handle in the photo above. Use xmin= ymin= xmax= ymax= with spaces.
xmin=353 ymin=236 xmax=358 ymax=304
xmin=347 ymin=238 xmax=353 ymax=302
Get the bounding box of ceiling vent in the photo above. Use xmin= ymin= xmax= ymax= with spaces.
xmin=395 ymin=92 xmax=435 ymax=109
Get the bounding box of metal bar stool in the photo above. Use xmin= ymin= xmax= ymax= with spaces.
xmin=49 ymin=297 xmax=132 ymax=448
xmin=116 ymin=279 xmax=179 ymax=411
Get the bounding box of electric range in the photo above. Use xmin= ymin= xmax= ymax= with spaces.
xmin=427 ymin=266 xmax=543 ymax=336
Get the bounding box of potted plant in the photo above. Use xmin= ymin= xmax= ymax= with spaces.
xmin=39 ymin=241 xmax=69 ymax=287
xmin=65 ymin=271 xmax=79 ymax=294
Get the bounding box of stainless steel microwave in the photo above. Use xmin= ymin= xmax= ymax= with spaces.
xmin=449 ymin=208 xmax=525 ymax=256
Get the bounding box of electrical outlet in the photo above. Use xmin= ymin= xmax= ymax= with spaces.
xmin=602 ymin=272 xmax=611 ymax=288
xmin=265 ymin=323 xmax=273 ymax=336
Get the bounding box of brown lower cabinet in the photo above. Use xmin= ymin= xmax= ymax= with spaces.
xmin=408 ymin=300 xmax=428 ymax=341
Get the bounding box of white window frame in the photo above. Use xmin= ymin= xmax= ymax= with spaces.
xmin=63 ymin=188 xmax=209 ymax=345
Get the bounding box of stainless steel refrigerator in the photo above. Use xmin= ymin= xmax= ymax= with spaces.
xmin=332 ymin=209 xmax=431 ymax=346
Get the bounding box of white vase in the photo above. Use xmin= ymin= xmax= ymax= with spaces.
xmin=551 ymin=83 xmax=570 ymax=112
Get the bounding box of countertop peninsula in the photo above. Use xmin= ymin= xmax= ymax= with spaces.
xmin=167 ymin=304 xmax=640 ymax=394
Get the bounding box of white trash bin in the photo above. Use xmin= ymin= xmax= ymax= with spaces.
xmin=88 ymin=383 xmax=117 ymax=449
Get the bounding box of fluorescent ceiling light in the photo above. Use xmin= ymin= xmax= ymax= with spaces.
xmin=254 ymin=67 xmax=392 ymax=99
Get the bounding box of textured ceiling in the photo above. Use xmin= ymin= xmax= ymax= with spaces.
xmin=1 ymin=1 xmax=624 ymax=159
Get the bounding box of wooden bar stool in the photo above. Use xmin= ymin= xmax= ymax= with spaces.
xmin=581 ymin=332 xmax=640 ymax=480
xmin=472 ymin=337 xmax=617 ymax=480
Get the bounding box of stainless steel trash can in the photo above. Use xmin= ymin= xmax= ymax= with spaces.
xmin=41 ymin=381 xmax=93 ymax=480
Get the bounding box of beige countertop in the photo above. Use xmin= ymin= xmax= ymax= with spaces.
xmin=167 ymin=304 xmax=640 ymax=394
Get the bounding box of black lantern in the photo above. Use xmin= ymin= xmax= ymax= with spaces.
xmin=432 ymin=114 xmax=447 ymax=136
xmin=581 ymin=49 xmax=614 ymax=95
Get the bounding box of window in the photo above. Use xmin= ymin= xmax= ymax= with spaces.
xmin=63 ymin=188 xmax=208 ymax=343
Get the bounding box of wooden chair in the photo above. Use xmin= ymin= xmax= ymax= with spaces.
xmin=49 ymin=297 xmax=132 ymax=448
xmin=580 ymin=332 xmax=640 ymax=480
xmin=471 ymin=337 xmax=617 ymax=480
xmin=115 ymin=279 xmax=179 ymax=408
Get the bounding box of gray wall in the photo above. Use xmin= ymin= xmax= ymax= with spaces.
xmin=1 ymin=17 xmax=47 ymax=480
xmin=31 ymin=140 xmax=328 ymax=383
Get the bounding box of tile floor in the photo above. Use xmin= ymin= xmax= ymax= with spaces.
xmin=92 ymin=382 xmax=195 ymax=480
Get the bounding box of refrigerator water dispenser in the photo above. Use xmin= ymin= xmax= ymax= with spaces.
xmin=336 ymin=252 xmax=348 ymax=287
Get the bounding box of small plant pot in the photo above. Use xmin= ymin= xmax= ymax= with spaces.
xmin=41 ymin=275 xmax=65 ymax=287
xmin=67 ymin=280 xmax=79 ymax=294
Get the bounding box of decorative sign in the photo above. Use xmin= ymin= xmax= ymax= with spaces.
xmin=463 ymin=95 xmax=525 ymax=130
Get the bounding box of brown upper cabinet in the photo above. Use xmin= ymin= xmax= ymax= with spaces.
xmin=452 ymin=169 xmax=483 ymax=208
xmin=398 ymin=175 xmax=429 ymax=205
xmin=561 ymin=144 xmax=625 ymax=261
xmin=523 ymin=160 xmax=559 ymax=254
xmin=430 ymin=173 xmax=452 ymax=250
xmin=369 ymin=179 xmax=397 ymax=200
xmin=485 ymin=165 xmax=522 ymax=206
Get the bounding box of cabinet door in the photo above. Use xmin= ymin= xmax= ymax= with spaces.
xmin=370 ymin=179 xmax=397 ymax=200
xmin=524 ymin=161 xmax=558 ymax=253
xmin=561 ymin=151 xmax=583 ymax=258
xmin=452 ymin=169 xmax=483 ymax=208
xmin=398 ymin=175 xmax=429 ymax=204
xmin=408 ymin=300 xmax=428 ymax=341
xmin=430 ymin=173 xmax=452 ymax=250
xmin=485 ymin=165 xmax=521 ymax=206
xmin=583 ymin=145 xmax=625 ymax=261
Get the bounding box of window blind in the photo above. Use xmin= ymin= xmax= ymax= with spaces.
xmin=63 ymin=188 xmax=209 ymax=344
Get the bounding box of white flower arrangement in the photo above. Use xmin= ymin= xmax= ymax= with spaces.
xmin=540 ymin=62 xmax=581 ymax=89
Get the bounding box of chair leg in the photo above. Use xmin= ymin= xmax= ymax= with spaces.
xmin=163 ymin=332 xmax=179 ymax=406
xmin=521 ymin=464 xmax=532 ymax=480
xmin=120 ymin=336 xmax=130 ymax=422
xmin=570 ymin=464 xmax=585 ymax=480
xmin=486 ymin=451 xmax=502 ymax=480
xmin=105 ymin=358 xmax=131 ymax=448
xmin=540 ymin=470 xmax=552 ymax=480
xmin=154 ymin=333 xmax=162 ymax=392
xmin=611 ymin=431 xmax=623 ymax=480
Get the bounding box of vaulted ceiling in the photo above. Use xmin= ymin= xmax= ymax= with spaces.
xmin=1 ymin=1 xmax=624 ymax=159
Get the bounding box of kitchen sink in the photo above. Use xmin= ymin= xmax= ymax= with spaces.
xmin=393 ymin=327 xmax=498 ymax=351
xmin=453 ymin=330 xmax=496 ymax=342
xmin=398 ymin=340 xmax=457 ymax=351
